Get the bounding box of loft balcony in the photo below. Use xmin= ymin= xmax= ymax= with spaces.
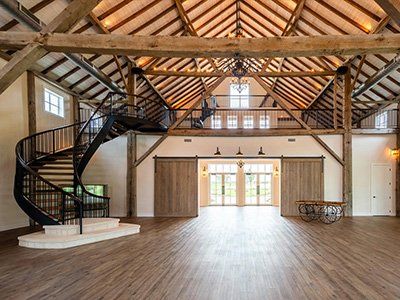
xmin=172 ymin=95 xmax=398 ymax=135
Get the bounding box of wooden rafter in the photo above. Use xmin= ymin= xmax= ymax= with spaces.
xmin=306 ymin=15 xmax=391 ymax=109
xmin=253 ymin=74 xmax=344 ymax=165
xmin=0 ymin=0 xmax=102 ymax=95
xmin=374 ymin=0 xmax=400 ymax=26
xmin=261 ymin=0 xmax=305 ymax=72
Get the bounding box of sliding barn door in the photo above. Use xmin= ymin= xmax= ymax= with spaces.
xmin=154 ymin=158 xmax=198 ymax=217
xmin=281 ymin=158 xmax=324 ymax=217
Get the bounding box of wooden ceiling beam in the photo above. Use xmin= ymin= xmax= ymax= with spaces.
xmin=0 ymin=0 xmax=56 ymax=31
xmin=0 ymin=0 xmax=103 ymax=95
xmin=2 ymin=32 xmax=400 ymax=58
xmin=374 ymin=0 xmax=400 ymax=26
xmin=306 ymin=15 xmax=391 ymax=109
xmin=143 ymin=69 xmax=335 ymax=77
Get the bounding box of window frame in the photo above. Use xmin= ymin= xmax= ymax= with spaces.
xmin=229 ymin=83 xmax=250 ymax=108
xmin=375 ymin=111 xmax=388 ymax=129
xmin=259 ymin=115 xmax=270 ymax=129
xmin=243 ymin=115 xmax=254 ymax=129
xmin=227 ymin=115 xmax=238 ymax=129
xmin=44 ymin=88 xmax=64 ymax=118
xmin=211 ymin=115 xmax=222 ymax=129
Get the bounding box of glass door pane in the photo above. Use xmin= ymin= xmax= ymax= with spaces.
xmin=210 ymin=174 xmax=223 ymax=205
xmin=224 ymin=174 xmax=237 ymax=205
xmin=245 ymin=173 xmax=257 ymax=205
xmin=259 ymin=174 xmax=272 ymax=205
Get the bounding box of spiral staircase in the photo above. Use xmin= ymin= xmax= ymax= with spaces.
xmin=14 ymin=93 xmax=170 ymax=247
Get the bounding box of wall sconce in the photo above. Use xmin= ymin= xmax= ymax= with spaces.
xmin=201 ymin=166 xmax=208 ymax=177
xmin=214 ymin=147 xmax=221 ymax=156
xmin=273 ymin=166 xmax=279 ymax=177
xmin=236 ymin=147 xmax=243 ymax=156
xmin=390 ymin=148 xmax=399 ymax=157
xmin=258 ymin=147 xmax=265 ymax=156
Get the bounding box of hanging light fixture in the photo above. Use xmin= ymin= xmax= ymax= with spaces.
xmin=258 ymin=147 xmax=265 ymax=156
xmin=236 ymin=160 xmax=245 ymax=168
xmin=214 ymin=147 xmax=221 ymax=156
xmin=236 ymin=147 xmax=243 ymax=156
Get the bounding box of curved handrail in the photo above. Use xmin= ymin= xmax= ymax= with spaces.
xmin=15 ymin=122 xmax=83 ymax=232
xmin=73 ymin=97 xmax=111 ymax=212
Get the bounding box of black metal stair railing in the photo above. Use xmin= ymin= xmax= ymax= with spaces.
xmin=72 ymin=92 xmax=171 ymax=218
xmin=73 ymin=97 xmax=111 ymax=218
xmin=14 ymin=92 xmax=171 ymax=233
xmin=14 ymin=123 xmax=84 ymax=233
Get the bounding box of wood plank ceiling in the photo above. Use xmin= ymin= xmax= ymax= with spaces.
xmin=0 ymin=0 xmax=399 ymax=110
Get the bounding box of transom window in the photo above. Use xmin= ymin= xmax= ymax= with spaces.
xmin=230 ymin=83 xmax=249 ymax=108
xmin=244 ymin=164 xmax=273 ymax=173
xmin=227 ymin=116 xmax=238 ymax=129
xmin=375 ymin=111 xmax=388 ymax=129
xmin=243 ymin=116 xmax=254 ymax=129
xmin=211 ymin=115 xmax=222 ymax=129
xmin=208 ymin=164 xmax=238 ymax=174
xmin=44 ymin=88 xmax=64 ymax=117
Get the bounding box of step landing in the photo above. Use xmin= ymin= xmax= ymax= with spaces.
xmin=18 ymin=218 xmax=140 ymax=249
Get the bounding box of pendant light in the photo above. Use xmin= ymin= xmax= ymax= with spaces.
xmin=214 ymin=147 xmax=221 ymax=156
xmin=258 ymin=147 xmax=265 ymax=156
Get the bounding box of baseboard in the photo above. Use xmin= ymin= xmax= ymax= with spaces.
xmin=136 ymin=213 xmax=154 ymax=217
xmin=0 ymin=220 xmax=29 ymax=232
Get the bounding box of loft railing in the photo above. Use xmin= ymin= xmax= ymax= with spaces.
xmin=175 ymin=108 xmax=337 ymax=130
xmin=352 ymin=108 xmax=398 ymax=129
xmin=15 ymin=123 xmax=83 ymax=233
xmin=108 ymin=92 xmax=172 ymax=127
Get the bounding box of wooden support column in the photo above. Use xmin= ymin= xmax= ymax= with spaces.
xmin=397 ymin=103 xmax=400 ymax=216
xmin=27 ymin=70 xmax=36 ymax=227
xmin=72 ymin=95 xmax=80 ymax=124
xmin=342 ymin=66 xmax=353 ymax=216
xmin=126 ymin=131 xmax=137 ymax=217
xmin=333 ymin=74 xmax=338 ymax=129
xmin=27 ymin=71 xmax=36 ymax=135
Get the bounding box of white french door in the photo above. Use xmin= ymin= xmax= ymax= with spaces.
xmin=209 ymin=173 xmax=237 ymax=205
xmin=244 ymin=173 xmax=272 ymax=205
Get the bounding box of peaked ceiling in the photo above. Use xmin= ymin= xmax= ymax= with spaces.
xmin=0 ymin=0 xmax=400 ymax=110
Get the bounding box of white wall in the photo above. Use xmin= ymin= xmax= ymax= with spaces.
xmin=83 ymin=135 xmax=128 ymax=217
xmin=353 ymin=135 xmax=397 ymax=216
xmin=0 ymin=61 xmax=29 ymax=230
xmin=62 ymin=133 xmax=398 ymax=218
xmin=35 ymin=77 xmax=74 ymax=132
xmin=136 ymin=135 xmax=343 ymax=217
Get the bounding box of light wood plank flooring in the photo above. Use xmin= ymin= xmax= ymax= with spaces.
xmin=1 ymin=207 xmax=400 ymax=299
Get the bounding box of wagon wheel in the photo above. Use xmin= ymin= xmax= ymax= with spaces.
xmin=298 ymin=204 xmax=315 ymax=222
xmin=334 ymin=206 xmax=343 ymax=221
xmin=319 ymin=205 xmax=338 ymax=224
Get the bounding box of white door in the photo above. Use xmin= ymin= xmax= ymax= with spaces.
xmin=371 ymin=164 xmax=392 ymax=216
xmin=209 ymin=173 xmax=237 ymax=205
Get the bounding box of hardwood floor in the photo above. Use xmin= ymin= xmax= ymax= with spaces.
xmin=1 ymin=207 xmax=400 ymax=299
